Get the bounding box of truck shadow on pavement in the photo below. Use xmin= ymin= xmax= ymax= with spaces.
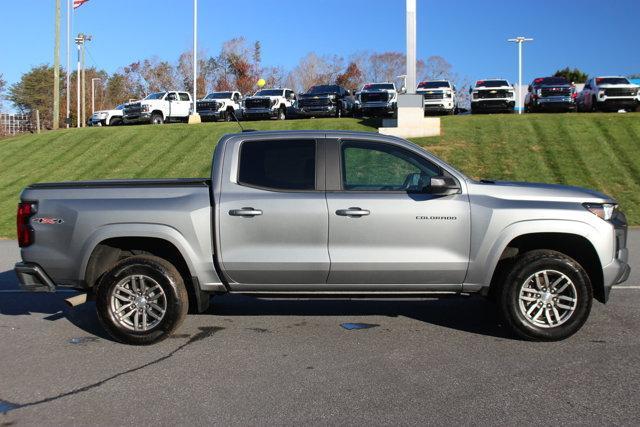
xmin=209 ymin=294 xmax=510 ymax=339
xmin=0 ymin=290 xmax=509 ymax=341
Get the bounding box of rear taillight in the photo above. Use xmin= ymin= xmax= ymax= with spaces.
xmin=17 ymin=201 xmax=37 ymax=247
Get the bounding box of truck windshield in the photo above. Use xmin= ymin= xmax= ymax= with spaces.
xmin=534 ymin=77 xmax=569 ymax=86
xmin=596 ymin=77 xmax=630 ymax=85
xmin=306 ymin=85 xmax=339 ymax=94
xmin=205 ymin=92 xmax=233 ymax=99
xmin=145 ymin=92 xmax=167 ymax=100
xmin=418 ymin=81 xmax=450 ymax=89
xmin=255 ymin=89 xmax=283 ymax=96
xmin=475 ymin=80 xmax=509 ymax=88
xmin=363 ymin=83 xmax=394 ymax=91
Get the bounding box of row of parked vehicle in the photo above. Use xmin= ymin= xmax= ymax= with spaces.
xmin=89 ymin=75 xmax=639 ymax=126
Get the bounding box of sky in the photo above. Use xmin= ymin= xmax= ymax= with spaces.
xmin=2 ymin=0 xmax=640 ymax=94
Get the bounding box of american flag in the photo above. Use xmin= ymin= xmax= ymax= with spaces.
xmin=73 ymin=0 xmax=90 ymax=9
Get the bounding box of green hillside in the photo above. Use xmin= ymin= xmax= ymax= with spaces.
xmin=1 ymin=113 xmax=639 ymax=238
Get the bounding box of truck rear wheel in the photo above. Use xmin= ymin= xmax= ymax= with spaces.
xmin=96 ymin=255 xmax=188 ymax=345
xmin=497 ymin=250 xmax=592 ymax=341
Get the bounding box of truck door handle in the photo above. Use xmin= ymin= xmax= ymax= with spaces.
xmin=336 ymin=207 xmax=370 ymax=217
xmin=229 ymin=207 xmax=262 ymax=217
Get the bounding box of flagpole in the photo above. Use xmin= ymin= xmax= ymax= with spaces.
xmin=65 ymin=0 xmax=71 ymax=128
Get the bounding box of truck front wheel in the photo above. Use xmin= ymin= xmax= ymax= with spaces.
xmin=277 ymin=106 xmax=286 ymax=120
xmin=497 ymin=250 xmax=592 ymax=341
xmin=151 ymin=113 xmax=164 ymax=124
xmin=96 ymin=255 xmax=188 ymax=345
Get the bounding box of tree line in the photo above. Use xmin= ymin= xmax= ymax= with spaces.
xmin=3 ymin=37 xmax=464 ymax=129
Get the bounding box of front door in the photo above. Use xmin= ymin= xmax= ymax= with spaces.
xmin=218 ymin=138 xmax=329 ymax=289
xmin=326 ymin=138 xmax=470 ymax=289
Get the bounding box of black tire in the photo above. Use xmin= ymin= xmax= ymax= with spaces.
xmin=277 ymin=106 xmax=286 ymax=120
xmin=225 ymin=109 xmax=233 ymax=122
xmin=591 ymin=96 xmax=598 ymax=112
xmin=109 ymin=117 xmax=122 ymax=126
xmin=335 ymin=104 xmax=342 ymax=118
xmin=497 ymin=249 xmax=592 ymax=341
xmin=96 ymin=255 xmax=189 ymax=345
xmin=151 ymin=112 xmax=164 ymax=125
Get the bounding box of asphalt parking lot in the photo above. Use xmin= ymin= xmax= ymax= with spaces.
xmin=1 ymin=233 xmax=639 ymax=425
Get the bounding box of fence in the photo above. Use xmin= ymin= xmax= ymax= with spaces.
xmin=0 ymin=113 xmax=33 ymax=136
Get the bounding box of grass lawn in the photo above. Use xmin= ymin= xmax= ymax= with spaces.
xmin=0 ymin=113 xmax=639 ymax=238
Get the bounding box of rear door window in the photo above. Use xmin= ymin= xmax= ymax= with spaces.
xmin=239 ymin=140 xmax=316 ymax=191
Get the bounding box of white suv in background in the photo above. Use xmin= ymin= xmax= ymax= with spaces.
xmin=417 ymin=80 xmax=457 ymax=115
xmin=577 ymin=76 xmax=639 ymax=112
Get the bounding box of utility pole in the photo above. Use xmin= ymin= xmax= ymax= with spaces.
xmin=74 ymin=33 xmax=88 ymax=128
xmin=508 ymin=36 xmax=533 ymax=114
xmin=66 ymin=0 xmax=71 ymax=128
xmin=53 ymin=0 xmax=61 ymax=130
xmin=91 ymin=78 xmax=101 ymax=113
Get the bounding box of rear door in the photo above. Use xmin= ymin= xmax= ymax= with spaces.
xmin=176 ymin=92 xmax=192 ymax=117
xmin=325 ymin=138 xmax=470 ymax=289
xmin=218 ymin=137 xmax=329 ymax=289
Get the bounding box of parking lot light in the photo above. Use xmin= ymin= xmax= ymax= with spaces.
xmin=507 ymin=36 xmax=533 ymax=114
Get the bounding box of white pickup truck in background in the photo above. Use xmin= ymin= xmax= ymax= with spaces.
xmin=123 ymin=91 xmax=193 ymax=125
xmin=89 ymin=104 xmax=124 ymax=126
xmin=417 ymin=80 xmax=457 ymax=115
xmin=242 ymin=88 xmax=296 ymax=120
xmin=196 ymin=91 xmax=243 ymax=121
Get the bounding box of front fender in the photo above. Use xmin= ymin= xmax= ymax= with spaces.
xmin=463 ymin=219 xmax=610 ymax=291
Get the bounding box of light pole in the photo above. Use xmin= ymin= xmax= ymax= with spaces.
xmin=75 ymin=34 xmax=83 ymax=128
xmin=188 ymin=0 xmax=201 ymax=124
xmin=91 ymin=78 xmax=101 ymax=113
xmin=508 ymin=36 xmax=533 ymax=114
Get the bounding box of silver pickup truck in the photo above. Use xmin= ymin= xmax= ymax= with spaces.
xmin=15 ymin=130 xmax=630 ymax=344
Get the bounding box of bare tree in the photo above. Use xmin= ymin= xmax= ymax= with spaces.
xmin=291 ymin=53 xmax=344 ymax=92
xmin=0 ymin=73 xmax=6 ymax=111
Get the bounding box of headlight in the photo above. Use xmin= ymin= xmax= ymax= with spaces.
xmin=141 ymin=104 xmax=150 ymax=112
xmin=598 ymin=90 xmax=605 ymax=98
xmin=472 ymin=91 xmax=478 ymax=99
xmin=583 ymin=203 xmax=617 ymax=221
xmin=507 ymin=92 xmax=514 ymax=98
xmin=444 ymin=91 xmax=452 ymax=98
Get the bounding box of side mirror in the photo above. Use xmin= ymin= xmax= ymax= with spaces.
xmin=468 ymin=87 xmax=473 ymax=94
xmin=429 ymin=176 xmax=460 ymax=195
xmin=527 ymin=85 xmax=532 ymax=92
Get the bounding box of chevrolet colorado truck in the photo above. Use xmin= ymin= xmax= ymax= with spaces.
xmin=417 ymin=80 xmax=457 ymax=115
xmin=296 ymin=84 xmax=355 ymax=118
xmin=242 ymin=88 xmax=296 ymax=120
xmin=357 ymin=83 xmax=398 ymax=117
xmin=524 ymin=77 xmax=576 ymax=113
xmin=470 ymin=79 xmax=515 ymax=114
xmin=123 ymin=91 xmax=193 ymax=125
xmin=576 ymin=76 xmax=639 ymax=112
xmin=15 ymin=131 xmax=630 ymax=345
xmin=196 ymin=91 xmax=243 ymax=122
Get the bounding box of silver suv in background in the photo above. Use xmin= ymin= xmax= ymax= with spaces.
xmin=470 ymin=79 xmax=515 ymax=114
xmin=417 ymin=80 xmax=457 ymax=115
xmin=576 ymin=76 xmax=639 ymax=112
